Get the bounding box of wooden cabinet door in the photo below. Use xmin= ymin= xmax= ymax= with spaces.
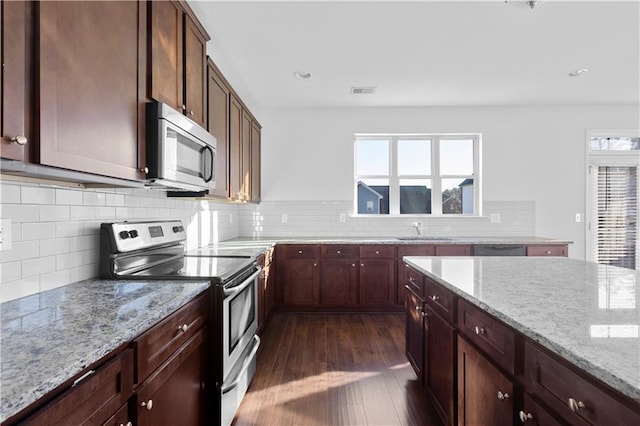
xmin=136 ymin=328 xmax=206 ymax=426
xmin=241 ymin=110 xmax=252 ymax=200
xmin=1 ymin=0 xmax=29 ymax=161
xmin=206 ymin=61 xmax=230 ymax=198
xmin=281 ymin=258 xmax=320 ymax=306
xmin=321 ymin=258 xmax=357 ymax=305
xmin=229 ymin=94 xmax=243 ymax=200
xmin=184 ymin=15 xmax=206 ymax=128
xmin=38 ymin=1 xmax=144 ymax=180
xmin=149 ymin=0 xmax=183 ymax=111
xmin=405 ymin=287 xmax=424 ymax=381
xmin=250 ymin=120 xmax=261 ymax=203
xmin=359 ymin=258 xmax=395 ymax=305
xmin=457 ymin=336 xmax=514 ymax=426
xmin=426 ymin=305 xmax=456 ymax=426
xmin=265 ymin=262 xmax=276 ymax=320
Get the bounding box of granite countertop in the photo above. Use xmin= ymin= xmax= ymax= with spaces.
xmin=403 ymin=256 xmax=640 ymax=401
xmin=219 ymin=236 xmax=572 ymax=246
xmin=0 ymin=278 xmax=210 ymax=423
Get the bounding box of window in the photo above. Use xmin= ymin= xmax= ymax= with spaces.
xmin=355 ymin=134 xmax=480 ymax=215
xmin=587 ymin=132 xmax=640 ymax=270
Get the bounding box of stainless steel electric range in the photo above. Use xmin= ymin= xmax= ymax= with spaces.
xmin=100 ymin=220 xmax=261 ymax=426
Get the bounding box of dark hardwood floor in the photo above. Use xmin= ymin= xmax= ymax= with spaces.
xmin=233 ymin=313 xmax=441 ymax=425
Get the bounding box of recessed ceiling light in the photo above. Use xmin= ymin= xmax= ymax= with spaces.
xmin=294 ymin=71 xmax=313 ymax=79
xmin=568 ymin=68 xmax=589 ymax=77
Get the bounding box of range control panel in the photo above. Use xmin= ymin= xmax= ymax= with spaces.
xmin=102 ymin=220 xmax=186 ymax=253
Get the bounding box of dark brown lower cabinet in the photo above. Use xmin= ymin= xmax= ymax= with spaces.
xmin=519 ymin=393 xmax=570 ymax=426
xmin=135 ymin=328 xmax=206 ymax=426
xmin=281 ymin=257 xmax=320 ymax=306
xmin=321 ymin=258 xmax=357 ymax=305
xmin=100 ymin=403 xmax=131 ymax=426
xmin=457 ymin=336 xmax=514 ymax=426
xmin=425 ymin=305 xmax=456 ymax=426
xmin=405 ymin=286 xmax=424 ymax=381
xmin=360 ymin=258 xmax=395 ymax=306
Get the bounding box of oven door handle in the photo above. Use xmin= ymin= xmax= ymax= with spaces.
xmin=222 ymin=268 xmax=261 ymax=298
xmin=221 ymin=335 xmax=261 ymax=394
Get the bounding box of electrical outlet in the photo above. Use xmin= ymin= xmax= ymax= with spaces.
xmin=575 ymin=213 xmax=582 ymax=223
xmin=490 ymin=213 xmax=501 ymax=223
xmin=339 ymin=213 xmax=346 ymax=222
xmin=281 ymin=213 xmax=288 ymax=223
xmin=0 ymin=219 xmax=12 ymax=251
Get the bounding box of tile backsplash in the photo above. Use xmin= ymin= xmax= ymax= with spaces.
xmin=1 ymin=180 xmax=535 ymax=302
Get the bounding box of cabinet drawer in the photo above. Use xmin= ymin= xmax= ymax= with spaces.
xmin=397 ymin=244 xmax=436 ymax=257
xmin=526 ymin=245 xmax=567 ymax=257
xmin=519 ymin=393 xmax=572 ymax=426
xmin=280 ymin=244 xmax=319 ymax=258
xmin=24 ymin=349 xmax=134 ymax=425
xmin=133 ymin=292 xmax=208 ymax=383
xmin=404 ymin=264 xmax=424 ymax=295
xmin=435 ymin=244 xmax=471 ymax=256
xmin=524 ymin=342 xmax=640 ymax=426
xmin=322 ymin=245 xmax=358 ymax=258
xmin=360 ymin=245 xmax=394 ymax=258
xmin=424 ymin=278 xmax=456 ymax=324
xmin=458 ymin=299 xmax=516 ymax=374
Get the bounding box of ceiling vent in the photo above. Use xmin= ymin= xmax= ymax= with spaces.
xmin=350 ymin=86 xmax=377 ymax=95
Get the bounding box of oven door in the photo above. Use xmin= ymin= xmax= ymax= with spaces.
xmin=222 ymin=267 xmax=261 ymax=380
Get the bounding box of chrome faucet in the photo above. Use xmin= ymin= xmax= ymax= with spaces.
xmin=412 ymin=221 xmax=422 ymax=237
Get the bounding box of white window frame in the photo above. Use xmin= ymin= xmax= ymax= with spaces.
xmin=585 ymin=130 xmax=640 ymax=269
xmin=354 ymin=133 xmax=482 ymax=216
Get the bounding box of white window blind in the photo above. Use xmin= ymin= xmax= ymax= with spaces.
xmin=591 ymin=166 xmax=638 ymax=270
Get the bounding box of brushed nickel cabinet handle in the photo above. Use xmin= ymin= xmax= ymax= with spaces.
xmin=568 ymin=397 xmax=585 ymax=413
xmin=178 ymin=324 xmax=188 ymax=333
xmin=518 ymin=411 xmax=533 ymax=422
xmin=141 ymin=399 xmax=153 ymax=410
xmin=336 ymin=250 xmax=341 ymax=254
xmin=475 ymin=326 xmax=486 ymax=335
xmin=140 ymin=167 xmax=149 ymax=174
xmin=545 ymin=250 xmax=552 ymax=254
xmin=10 ymin=135 xmax=27 ymax=145
xmin=298 ymin=250 xmax=303 ymax=254
xmin=189 ymin=110 xmax=194 ymax=116
xmin=497 ymin=390 xmax=509 ymax=401
xmin=431 ymin=295 xmax=440 ymax=302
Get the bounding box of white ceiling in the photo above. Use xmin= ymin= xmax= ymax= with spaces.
xmin=189 ymin=0 xmax=640 ymax=109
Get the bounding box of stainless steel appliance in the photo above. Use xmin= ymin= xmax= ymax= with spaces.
xmin=100 ymin=220 xmax=260 ymax=426
xmin=145 ymin=102 xmax=216 ymax=192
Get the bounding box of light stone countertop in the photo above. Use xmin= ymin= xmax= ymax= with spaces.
xmin=0 ymin=279 xmax=210 ymax=423
xmin=403 ymin=256 xmax=640 ymax=401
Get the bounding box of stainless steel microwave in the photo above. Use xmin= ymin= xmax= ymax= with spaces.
xmin=145 ymin=101 xmax=216 ymax=192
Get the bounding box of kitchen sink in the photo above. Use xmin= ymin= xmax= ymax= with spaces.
xmin=396 ymin=237 xmax=453 ymax=241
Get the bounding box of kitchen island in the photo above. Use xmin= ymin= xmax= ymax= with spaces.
xmin=403 ymin=256 xmax=639 ymax=425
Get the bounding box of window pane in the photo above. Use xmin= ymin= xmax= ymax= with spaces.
xmin=400 ymin=179 xmax=431 ymax=214
xmin=356 ymin=179 xmax=389 ymax=214
xmin=398 ymin=139 xmax=431 ymax=175
xmin=356 ymin=139 xmax=389 ymax=175
xmin=440 ymin=139 xmax=473 ymax=175
xmin=442 ymin=178 xmax=474 ymax=214
xmin=590 ymin=137 xmax=640 ymax=151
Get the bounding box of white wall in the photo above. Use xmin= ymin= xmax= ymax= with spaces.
xmin=260 ymin=105 xmax=640 ymax=260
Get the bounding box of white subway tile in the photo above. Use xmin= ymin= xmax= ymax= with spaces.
xmin=22 ymin=255 xmax=56 ymax=278
xmin=83 ymin=192 xmax=106 ymax=206
xmin=2 ymin=205 xmax=40 ymax=222
xmin=0 ymin=277 xmax=40 ymax=303
xmin=83 ymin=249 xmax=99 ymax=265
xmin=1 ymin=184 xmax=21 ymax=203
xmin=96 ymin=206 xmax=116 ymax=219
xmin=69 ymin=235 xmax=97 ymax=252
xmin=11 ymin=222 xmax=21 ymax=242
xmin=70 ymin=264 xmax=96 ymax=283
xmin=55 ymin=221 xmax=84 ymax=238
xmin=116 ymin=207 xmax=131 ymax=219
xmin=70 ymin=206 xmax=96 ymax=220
xmin=0 ymin=241 xmax=40 ymax=262
xmin=82 ymin=222 xmax=102 ymax=236
xmin=56 ymin=189 xmax=83 ymax=205
xmin=40 ymin=269 xmax=71 ymax=292
xmin=40 ymin=238 xmax=70 ymax=257
xmin=105 ymin=193 xmax=125 ymax=206
xmin=56 ymin=252 xmax=84 ymax=270
xmin=22 ymin=222 xmax=56 ymax=241
xmin=21 ymin=186 xmax=55 ymax=204
xmin=40 ymin=205 xmax=70 ymax=221
xmin=0 ymin=261 xmax=22 ymax=283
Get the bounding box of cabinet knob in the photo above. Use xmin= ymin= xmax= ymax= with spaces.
xmin=10 ymin=135 xmax=27 ymax=145
xmin=178 ymin=324 xmax=188 ymax=333
xmin=298 ymin=250 xmax=303 ymax=254
xmin=497 ymin=390 xmax=510 ymax=401
xmin=336 ymin=250 xmax=341 ymax=254
xmin=474 ymin=326 xmax=486 ymax=335
xmin=189 ymin=110 xmax=194 ymax=116
xmin=375 ymin=250 xmax=380 ymax=255
xmin=140 ymin=167 xmax=149 ymax=174
xmin=361 ymin=263 xmax=365 ymax=267
xmin=352 ymin=263 xmax=356 ymax=267
xmin=415 ymin=305 xmax=422 ymax=311
xmin=118 ymin=422 xmax=133 ymax=426
xmin=141 ymin=399 xmax=153 ymax=411
xmin=545 ymin=250 xmax=552 ymax=254
xmin=431 ymin=295 xmax=440 ymax=302
xmin=518 ymin=411 xmax=533 ymax=423
xmin=568 ymin=397 xmax=585 ymax=413
xmin=181 ymin=104 xmax=186 ymax=111
xmin=408 ymin=277 xmax=415 ymax=282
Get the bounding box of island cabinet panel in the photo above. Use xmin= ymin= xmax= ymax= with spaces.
xmin=397 ymin=245 xmax=434 ymax=305
xmin=257 ymin=249 xmax=275 ymax=335
xmin=526 ymin=245 xmax=568 ymax=257
xmin=425 ymin=277 xmax=456 ymax=324
xmin=424 ymin=305 xmax=456 ymax=426
xmin=320 ymin=245 xmax=358 ymax=305
xmin=457 ymin=299 xmax=516 ymax=375
xmin=523 ymin=341 xmax=640 ymax=426
xmin=22 ymin=349 xmax=134 ymax=425
xmin=457 ymin=336 xmax=515 ymax=426
xmin=1 ymin=0 xmax=29 ymax=161
xmin=38 ymin=0 xmax=145 ymax=180
xmin=405 ymin=286 xmax=425 ymax=381
xmin=519 ymin=393 xmax=570 ymax=426
xmin=100 ymin=402 xmax=131 ymax=426
xmin=135 ymin=328 xmax=206 ymax=426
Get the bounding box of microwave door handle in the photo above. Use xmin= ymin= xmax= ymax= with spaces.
xmin=204 ymin=146 xmax=214 ymax=183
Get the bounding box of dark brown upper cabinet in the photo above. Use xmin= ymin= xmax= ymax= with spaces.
xmin=37 ymin=1 xmax=146 ymax=181
xmin=148 ymin=0 xmax=209 ymax=129
xmin=206 ymin=59 xmax=231 ymax=198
